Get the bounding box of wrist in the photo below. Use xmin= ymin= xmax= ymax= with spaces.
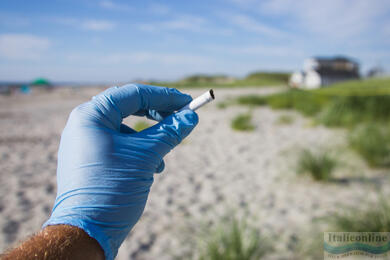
xmin=2 ymin=225 xmax=104 ymax=260
xmin=44 ymin=217 xmax=113 ymax=260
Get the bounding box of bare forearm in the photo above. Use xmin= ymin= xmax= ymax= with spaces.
xmin=1 ymin=225 xmax=104 ymax=260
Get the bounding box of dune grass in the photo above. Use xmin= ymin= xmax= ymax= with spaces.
xmin=233 ymin=78 xmax=390 ymax=126
xmin=232 ymin=78 xmax=390 ymax=167
xmin=294 ymin=198 xmax=390 ymax=259
xmin=231 ymin=113 xmax=255 ymax=131
xmin=198 ymin=218 xmax=273 ymax=260
xmin=329 ymin=198 xmax=390 ymax=232
xmin=318 ymin=95 xmax=390 ymax=127
xmin=297 ymin=149 xmax=337 ymax=181
xmin=348 ymin=124 xmax=390 ymax=167
xmin=147 ymin=72 xmax=290 ymax=88
xmin=133 ymin=121 xmax=151 ymax=132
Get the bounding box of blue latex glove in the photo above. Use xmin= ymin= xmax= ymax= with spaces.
xmin=43 ymin=84 xmax=198 ymax=260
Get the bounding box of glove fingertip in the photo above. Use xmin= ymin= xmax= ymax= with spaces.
xmin=156 ymin=160 xmax=165 ymax=173
xmin=176 ymin=109 xmax=199 ymax=127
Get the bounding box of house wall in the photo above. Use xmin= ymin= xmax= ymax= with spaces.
xmin=304 ymin=70 xmax=321 ymax=89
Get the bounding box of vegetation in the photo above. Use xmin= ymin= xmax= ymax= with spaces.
xmin=329 ymin=198 xmax=390 ymax=232
xmin=318 ymin=95 xmax=390 ymax=127
xmin=133 ymin=121 xmax=151 ymax=132
xmin=245 ymin=71 xmax=290 ymax=83
xmin=236 ymin=95 xmax=267 ymax=106
xmin=147 ymin=71 xmax=290 ymax=88
xmin=233 ymin=78 xmax=390 ymax=125
xmin=231 ymin=77 xmax=390 ymax=167
xmin=231 ymin=113 xmax=255 ymax=131
xmin=297 ymin=149 xmax=337 ymax=181
xmin=198 ymin=218 xmax=273 ymax=260
xmin=349 ymin=124 xmax=390 ymax=167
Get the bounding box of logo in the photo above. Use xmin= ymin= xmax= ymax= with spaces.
xmin=324 ymin=232 xmax=390 ymax=259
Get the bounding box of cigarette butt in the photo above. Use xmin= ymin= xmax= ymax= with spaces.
xmin=179 ymin=89 xmax=215 ymax=111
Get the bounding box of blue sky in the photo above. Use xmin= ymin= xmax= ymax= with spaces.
xmin=0 ymin=0 xmax=389 ymax=83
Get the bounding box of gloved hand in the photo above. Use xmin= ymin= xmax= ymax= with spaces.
xmin=43 ymin=84 xmax=198 ymax=260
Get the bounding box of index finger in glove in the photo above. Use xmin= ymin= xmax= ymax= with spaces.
xmin=87 ymin=84 xmax=192 ymax=130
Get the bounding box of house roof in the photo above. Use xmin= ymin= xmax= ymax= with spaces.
xmin=315 ymin=68 xmax=359 ymax=78
xmin=308 ymin=56 xmax=359 ymax=78
xmin=312 ymin=56 xmax=358 ymax=64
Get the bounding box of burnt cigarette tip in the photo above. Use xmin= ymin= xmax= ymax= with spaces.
xmin=209 ymin=89 xmax=215 ymax=99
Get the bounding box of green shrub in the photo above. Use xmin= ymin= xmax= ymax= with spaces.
xmin=198 ymin=218 xmax=273 ymax=260
xmin=297 ymin=149 xmax=337 ymax=181
xmin=245 ymin=72 xmax=290 ymax=83
xmin=266 ymin=90 xmax=328 ymax=116
xmin=133 ymin=121 xmax=150 ymax=132
xmin=231 ymin=113 xmax=255 ymax=131
xmin=349 ymin=124 xmax=390 ymax=167
xmin=318 ymin=95 xmax=390 ymax=127
xmin=329 ymin=198 xmax=390 ymax=232
xmin=236 ymin=95 xmax=267 ymax=106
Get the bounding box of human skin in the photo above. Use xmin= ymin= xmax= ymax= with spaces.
xmin=0 ymin=225 xmax=104 ymax=260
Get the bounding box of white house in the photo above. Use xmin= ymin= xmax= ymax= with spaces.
xmin=290 ymin=56 xmax=360 ymax=89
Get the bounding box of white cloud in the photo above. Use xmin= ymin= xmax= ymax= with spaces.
xmin=103 ymin=51 xmax=213 ymax=66
xmin=204 ymin=43 xmax=305 ymax=58
xmin=81 ymin=20 xmax=116 ymax=31
xmin=258 ymin=0 xmax=390 ymax=40
xmin=227 ymin=0 xmax=390 ymax=42
xmin=139 ymin=15 xmax=207 ymax=33
xmin=0 ymin=34 xmax=50 ymax=60
xmin=52 ymin=17 xmax=116 ymax=31
xmin=226 ymin=13 xmax=288 ymax=38
xmin=99 ymin=0 xmax=133 ymax=12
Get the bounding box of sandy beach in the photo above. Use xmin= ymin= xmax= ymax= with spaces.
xmin=0 ymin=86 xmax=389 ymax=259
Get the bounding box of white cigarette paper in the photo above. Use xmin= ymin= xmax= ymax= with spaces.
xmin=179 ymin=89 xmax=215 ymax=111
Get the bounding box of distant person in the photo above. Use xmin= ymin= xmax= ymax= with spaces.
xmin=0 ymin=84 xmax=199 ymax=260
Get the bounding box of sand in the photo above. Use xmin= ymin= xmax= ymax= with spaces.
xmin=0 ymin=86 xmax=388 ymax=259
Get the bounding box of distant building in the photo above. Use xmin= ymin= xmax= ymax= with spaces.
xmin=367 ymin=66 xmax=385 ymax=78
xmin=290 ymin=56 xmax=360 ymax=89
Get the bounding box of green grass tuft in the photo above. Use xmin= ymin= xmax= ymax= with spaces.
xmin=198 ymin=218 xmax=273 ymax=260
xmin=236 ymin=95 xmax=268 ymax=106
xmin=133 ymin=121 xmax=151 ymax=132
xmin=297 ymin=149 xmax=337 ymax=181
xmin=231 ymin=113 xmax=255 ymax=131
xmin=329 ymin=198 xmax=390 ymax=232
xmin=348 ymin=124 xmax=390 ymax=167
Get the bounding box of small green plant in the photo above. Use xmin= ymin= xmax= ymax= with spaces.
xmin=276 ymin=114 xmax=294 ymax=125
xmin=236 ymin=95 xmax=267 ymax=106
xmin=231 ymin=113 xmax=255 ymax=131
xmin=297 ymin=149 xmax=337 ymax=181
xmin=349 ymin=124 xmax=390 ymax=167
xmin=329 ymin=198 xmax=390 ymax=232
xmin=198 ymin=218 xmax=273 ymax=260
xmin=295 ymin=197 xmax=390 ymax=259
xmin=133 ymin=121 xmax=150 ymax=132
